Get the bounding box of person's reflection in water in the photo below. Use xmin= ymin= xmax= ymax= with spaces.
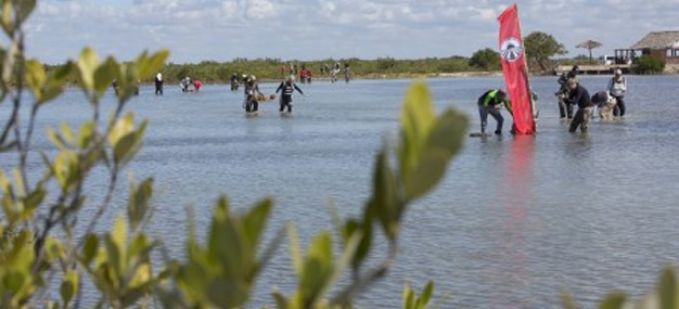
xmin=490 ymin=135 xmax=537 ymax=307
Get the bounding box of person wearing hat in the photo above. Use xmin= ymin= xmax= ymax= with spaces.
xmin=608 ymin=69 xmax=627 ymax=117
xmin=275 ymin=75 xmax=304 ymax=113
xmin=180 ymin=76 xmax=193 ymax=92
xmin=155 ymin=73 xmax=163 ymax=95
xmin=555 ymin=66 xmax=578 ymax=119
xmin=591 ymin=91 xmax=617 ymax=120
xmin=243 ymin=75 xmax=264 ymax=113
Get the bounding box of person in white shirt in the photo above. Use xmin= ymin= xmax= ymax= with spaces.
xmin=608 ymin=69 xmax=627 ymax=117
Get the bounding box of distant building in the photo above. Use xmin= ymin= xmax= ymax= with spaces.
xmin=615 ymin=31 xmax=679 ymax=64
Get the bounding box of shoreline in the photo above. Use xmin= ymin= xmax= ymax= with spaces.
xmin=140 ymin=69 xmax=677 ymax=86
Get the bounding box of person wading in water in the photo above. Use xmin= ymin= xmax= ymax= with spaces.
xmin=275 ymin=75 xmax=304 ymax=114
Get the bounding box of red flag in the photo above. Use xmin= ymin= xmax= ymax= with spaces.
xmin=498 ymin=4 xmax=535 ymax=134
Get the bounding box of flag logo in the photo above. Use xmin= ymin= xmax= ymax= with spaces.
xmin=500 ymin=37 xmax=523 ymax=62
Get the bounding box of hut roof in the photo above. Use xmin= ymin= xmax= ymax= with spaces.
xmin=631 ymin=31 xmax=679 ymax=49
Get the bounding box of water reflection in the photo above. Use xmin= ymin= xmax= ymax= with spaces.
xmin=492 ymin=135 xmax=536 ymax=307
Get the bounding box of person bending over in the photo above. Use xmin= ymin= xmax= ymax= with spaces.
xmin=477 ymin=89 xmax=511 ymax=135
xmin=566 ymin=79 xmax=593 ymax=133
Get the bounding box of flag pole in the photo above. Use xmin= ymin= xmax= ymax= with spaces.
xmin=514 ymin=4 xmax=536 ymax=132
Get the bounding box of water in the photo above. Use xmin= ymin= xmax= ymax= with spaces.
xmin=2 ymin=75 xmax=679 ymax=307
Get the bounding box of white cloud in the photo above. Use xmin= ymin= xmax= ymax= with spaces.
xmin=245 ymin=0 xmax=277 ymax=19
xmin=21 ymin=0 xmax=679 ymax=63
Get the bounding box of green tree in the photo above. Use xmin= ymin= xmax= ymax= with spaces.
xmin=633 ymin=55 xmax=666 ymax=74
xmin=523 ymin=31 xmax=567 ymax=72
xmin=469 ymin=48 xmax=500 ymax=71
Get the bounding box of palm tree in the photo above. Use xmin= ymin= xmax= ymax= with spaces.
xmin=576 ymin=40 xmax=603 ymax=64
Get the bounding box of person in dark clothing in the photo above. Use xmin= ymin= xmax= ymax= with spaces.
xmin=344 ymin=62 xmax=351 ymax=83
xmin=230 ymin=73 xmax=240 ymax=91
xmin=275 ymin=76 xmax=304 ymax=113
xmin=243 ymin=75 xmax=264 ymax=113
xmin=567 ymin=65 xmax=579 ymax=79
xmin=566 ymin=79 xmax=593 ymax=133
xmin=155 ymin=73 xmax=163 ymax=95
xmin=477 ymin=89 xmax=511 ymax=135
xmin=555 ymin=72 xmax=575 ymax=119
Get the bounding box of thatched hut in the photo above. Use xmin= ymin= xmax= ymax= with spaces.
xmin=616 ymin=31 xmax=679 ymax=64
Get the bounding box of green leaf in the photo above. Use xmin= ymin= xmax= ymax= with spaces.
xmin=112 ymin=134 xmax=135 ymax=164
xmin=76 ymin=47 xmax=99 ymax=90
xmin=93 ymin=57 xmax=118 ymax=98
xmin=110 ymin=215 xmax=128 ymax=271
xmin=419 ymin=281 xmax=435 ymax=307
xmin=399 ymin=82 xmax=435 ymax=175
xmin=287 ymin=223 xmax=303 ymax=277
xmin=83 ymin=234 xmax=99 ymax=265
xmin=0 ymin=168 xmax=9 ymax=192
xmin=207 ymin=198 xmax=252 ymax=279
xmin=40 ymin=62 xmax=74 ymax=104
xmin=78 ymin=121 xmax=95 ymax=149
xmin=371 ymin=146 xmax=400 ymax=240
xmin=47 ymin=128 xmax=67 ymax=150
xmin=53 ymin=150 xmax=78 ymax=190
xmin=330 ymin=229 xmax=361 ymax=288
xmin=127 ymin=178 xmax=153 ymax=231
xmin=15 ymin=0 xmax=36 ymax=24
xmin=136 ymin=49 xmax=169 ymax=80
xmin=659 ymin=266 xmax=677 ymax=309
xmin=21 ymin=186 xmax=45 ymax=218
xmin=402 ymin=109 xmax=468 ymax=201
xmin=206 ymin=278 xmax=249 ymax=308
xmin=60 ymin=270 xmax=79 ymax=306
xmin=272 ymin=291 xmax=289 ymax=309
xmin=598 ymin=292 xmax=627 ymax=309
xmin=3 ymin=271 xmax=25 ymax=292
xmin=127 ymin=234 xmax=151 ymax=261
xmin=1 ymin=0 xmax=14 ymax=36
xmin=242 ymin=198 xmax=272 ymax=248
xmin=25 ymin=59 xmax=46 ymax=101
xmin=44 ymin=236 xmax=65 ymax=262
xmin=299 ymin=232 xmax=333 ymax=302
xmin=560 ymin=291 xmax=578 ymax=309
xmin=351 ymin=211 xmax=373 ymax=270
xmin=60 ymin=122 xmax=75 ymax=145
xmin=403 ymin=284 xmax=415 ymax=309
xmin=108 ymin=113 xmax=135 ymax=146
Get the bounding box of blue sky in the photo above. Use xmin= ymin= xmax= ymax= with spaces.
xmin=25 ymin=0 xmax=679 ymax=64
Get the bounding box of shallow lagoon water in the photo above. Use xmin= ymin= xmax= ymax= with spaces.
xmin=2 ymin=75 xmax=679 ymax=307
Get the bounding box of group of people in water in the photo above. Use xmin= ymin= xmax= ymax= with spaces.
xmin=152 ymin=73 xmax=203 ymax=94
xmin=283 ymin=62 xmax=352 ymax=84
xmin=138 ymin=63 xmax=630 ymax=130
xmin=477 ymin=65 xmax=628 ymax=135
xmin=150 ymin=71 xmax=307 ymax=115
xmin=233 ymin=74 xmax=305 ymax=114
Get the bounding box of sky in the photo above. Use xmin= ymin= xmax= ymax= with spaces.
xmin=24 ymin=0 xmax=679 ymax=64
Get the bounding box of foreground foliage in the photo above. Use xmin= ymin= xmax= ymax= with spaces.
xmin=1 ymin=1 xmax=468 ymax=308
xmin=0 ymin=1 xmax=677 ymax=308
